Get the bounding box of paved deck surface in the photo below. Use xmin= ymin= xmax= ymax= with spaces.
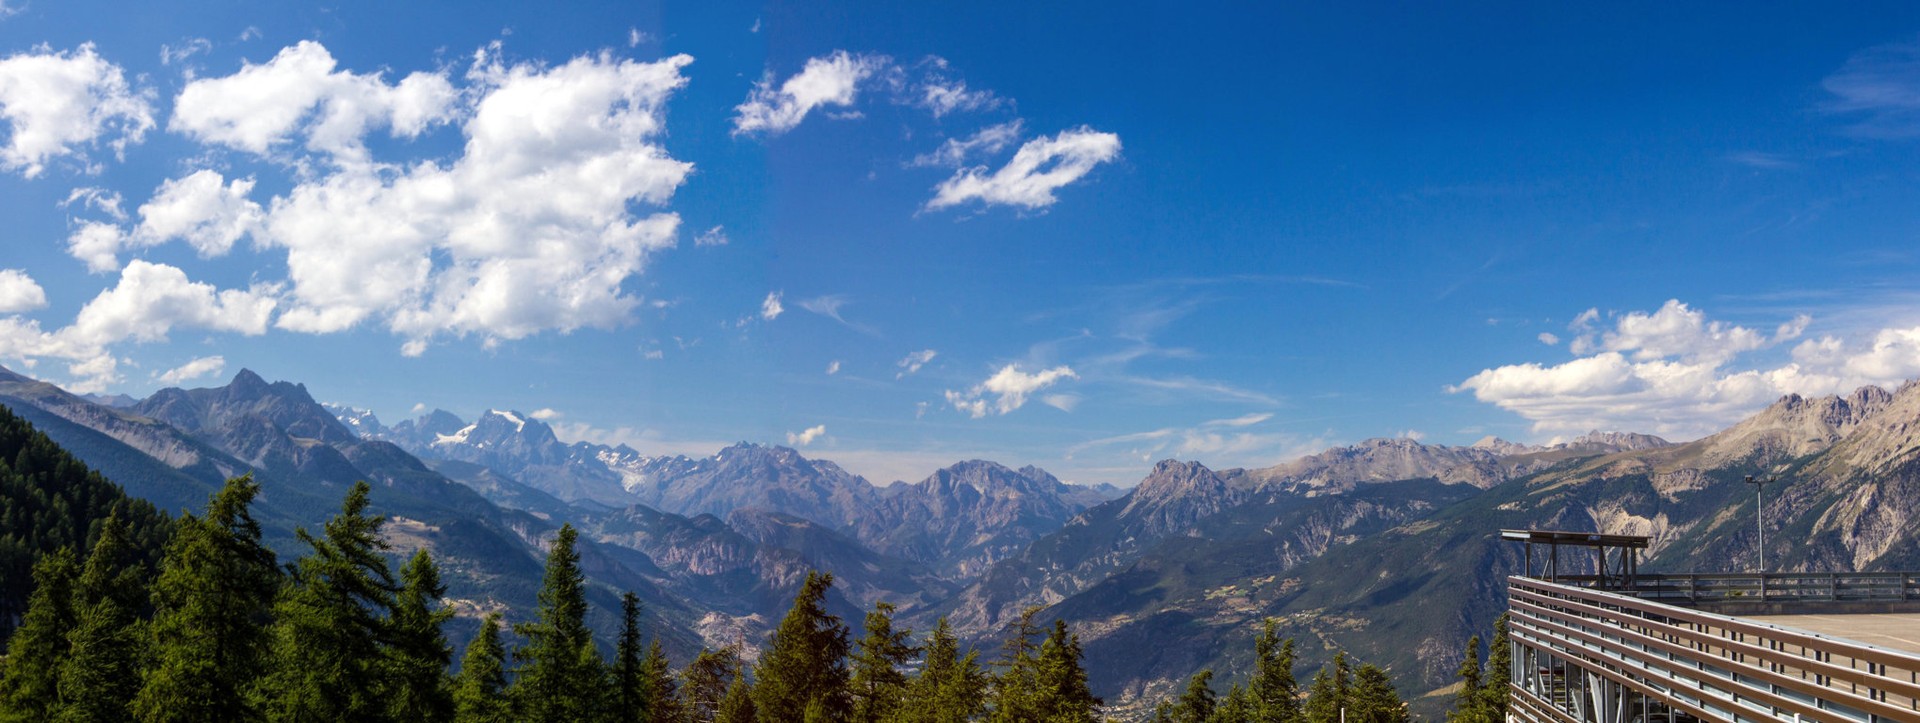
xmin=1747 ymin=613 xmax=1920 ymax=656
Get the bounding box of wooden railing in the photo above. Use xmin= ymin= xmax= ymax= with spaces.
xmin=1507 ymin=576 xmax=1920 ymax=722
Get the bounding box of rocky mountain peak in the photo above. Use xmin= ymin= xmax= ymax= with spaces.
xmin=1470 ymin=436 xmax=1537 ymax=456
xmin=1701 ymin=385 xmax=1898 ymax=465
xmin=1556 ymin=430 xmax=1671 ymax=453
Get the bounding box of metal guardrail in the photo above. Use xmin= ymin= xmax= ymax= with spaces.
xmin=1550 ymin=572 xmax=1920 ymax=606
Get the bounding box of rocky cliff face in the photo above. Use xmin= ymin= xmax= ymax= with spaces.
xmin=848 ymin=460 xmax=1116 ymax=578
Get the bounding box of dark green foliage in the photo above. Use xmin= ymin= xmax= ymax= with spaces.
xmin=645 ymin=640 xmax=686 ymax=723
xmin=1214 ymin=683 xmax=1253 ymax=723
xmin=1250 ymin=621 xmax=1300 ymax=722
xmin=717 ymin=677 xmax=756 ymax=723
xmin=849 ymin=602 xmax=915 ymax=723
xmin=751 ymin=571 xmax=851 ymax=721
xmin=986 ymin=606 xmax=1043 ymax=722
xmin=0 ymin=405 xmax=170 ymax=644
xmin=388 ymin=549 xmax=455 ymax=723
xmin=56 ymin=516 xmax=148 ymax=722
xmin=452 ymin=614 xmax=512 ymax=723
xmin=1447 ymin=636 xmax=1487 ymax=723
xmin=0 ymin=547 xmax=78 ymax=721
xmin=1301 ymin=652 xmax=1350 ymax=723
xmin=1170 ymin=669 xmax=1216 ymax=723
xmin=132 ymin=475 xmax=280 ymax=723
xmin=512 ymin=524 xmax=603 ymax=722
xmin=1035 ymin=619 xmax=1100 ymax=722
xmin=258 ymin=480 xmax=399 ymax=722
xmin=1347 ymin=664 xmax=1408 ymax=723
xmin=1448 ymin=614 xmax=1511 ymax=723
xmin=610 ymin=592 xmax=652 ymax=723
xmin=887 ymin=617 xmax=986 ymax=723
xmin=1481 ymin=613 xmax=1511 ymax=719
xmin=685 ymin=646 xmax=742 ymax=723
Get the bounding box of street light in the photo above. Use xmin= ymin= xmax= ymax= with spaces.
xmin=1744 ymin=475 xmax=1774 ymax=573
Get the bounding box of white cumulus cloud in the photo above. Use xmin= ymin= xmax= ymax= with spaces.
xmin=0 ymin=43 xmax=154 ymax=178
xmin=67 ymin=169 xmax=266 ymax=272
xmin=0 ymin=269 xmax=47 ymax=313
xmin=786 ymin=424 xmax=826 ymax=447
xmin=945 ymin=363 xmax=1077 ymax=418
xmin=156 ymin=355 xmax=225 ymax=385
xmin=925 ymin=126 xmax=1120 ymax=211
xmin=733 ymin=51 xmax=888 ymax=136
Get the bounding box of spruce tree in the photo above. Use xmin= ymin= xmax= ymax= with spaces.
xmin=56 ymin=515 xmax=147 ymax=722
xmin=888 ymin=617 xmax=986 ymax=723
xmin=0 ymin=547 xmax=78 ymax=722
xmin=1035 ymin=619 xmax=1099 ymax=722
xmin=452 ymin=613 xmax=512 ymax=723
xmin=685 ymin=647 xmax=742 ymax=723
xmin=610 ymin=592 xmax=653 ymax=723
xmin=1171 ymin=670 xmax=1216 ymax=723
xmin=1347 ymin=664 xmax=1407 ymax=723
xmin=1301 ymin=652 xmax=1350 ymax=723
xmin=388 ymin=549 xmax=455 ymax=723
xmin=717 ymin=677 xmax=756 ymax=723
xmin=751 ymin=571 xmax=851 ymax=721
xmin=1447 ymin=636 xmax=1489 ymax=723
xmin=849 ymin=602 xmax=916 ymax=723
xmin=1214 ymin=683 xmax=1253 ymax=723
xmin=132 ymin=475 xmax=280 ymax=723
xmin=512 ymin=524 xmax=602 ymax=722
xmin=1478 ymin=613 xmax=1511 ymax=719
xmin=645 ymin=639 xmax=687 ymax=723
xmin=258 ymin=481 xmax=399 ymax=722
xmin=986 ymin=606 xmax=1043 ymax=723
xmin=1250 ymin=621 xmax=1300 ymax=723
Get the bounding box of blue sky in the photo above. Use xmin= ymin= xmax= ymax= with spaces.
xmin=3 ymin=1 xmax=1920 ymax=486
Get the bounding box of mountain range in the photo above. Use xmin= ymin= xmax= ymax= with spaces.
xmin=11 ymin=365 xmax=1920 ymax=719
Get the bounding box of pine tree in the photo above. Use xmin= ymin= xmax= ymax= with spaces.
xmin=388 ymin=549 xmax=455 ymax=723
xmin=610 ymin=592 xmax=653 ymax=723
xmin=1478 ymin=613 xmax=1511 ymax=719
xmin=1214 ymin=683 xmax=1253 ymax=723
xmin=452 ymin=613 xmax=512 ymax=723
xmin=56 ymin=515 xmax=148 ymax=722
xmin=645 ymin=640 xmax=687 ymax=723
xmin=1034 ymin=619 xmax=1099 ymax=722
xmin=716 ymin=677 xmax=756 ymax=723
xmin=887 ymin=617 xmax=986 ymax=723
xmin=685 ymin=646 xmax=742 ymax=723
xmin=850 ymin=602 xmax=916 ymax=723
xmin=258 ymin=480 xmax=399 ymax=722
xmin=1171 ymin=670 xmax=1216 ymax=723
xmin=1347 ymin=665 xmax=1408 ymax=723
xmin=1447 ymin=636 xmax=1490 ymax=723
xmin=1250 ymin=621 xmax=1300 ymax=723
xmin=132 ymin=475 xmax=280 ymax=723
xmin=512 ymin=524 xmax=602 ymax=722
xmin=0 ymin=547 xmax=78 ymax=722
xmin=1301 ymin=652 xmax=1350 ymax=723
xmin=986 ymin=606 xmax=1043 ymax=723
xmin=751 ymin=571 xmax=851 ymax=721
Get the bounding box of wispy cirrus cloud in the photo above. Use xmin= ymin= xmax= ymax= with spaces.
xmin=1822 ymin=37 xmax=1920 ymax=138
xmin=925 ymin=126 xmax=1121 ymax=212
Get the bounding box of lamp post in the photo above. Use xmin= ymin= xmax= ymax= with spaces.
xmin=1745 ymin=475 xmax=1773 ymax=573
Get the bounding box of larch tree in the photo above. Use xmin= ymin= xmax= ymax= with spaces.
xmin=132 ymin=475 xmax=280 ymax=723
xmin=716 ymin=676 xmax=757 ymax=723
xmin=1035 ymin=619 xmax=1099 ymax=722
xmin=56 ymin=515 xmax=148 ymax=722
xmin=1301 ymin=652 xmax=1351 ymax=723
xmin=751 ymin=571 xmax=851 ymax=721
xmin=887 ymin=616 xmax=986 ymax=723
xmin=1250 ymin=621 xmax=1300 ymax=723
xmin=986 ymin=607 xmax=1044 ymax=723
xmin=0 ymin=547 xmax=78 ymax=722
xmin=644 ymin=639 xmax=687 ymax=723
xmin=849 ymin=601 xmax=916 ymax=723
xmin=452 ymin=613 xmax=512 ymax=723
xmin=1478 ymin=613 xmax=1511 ymax=719
xmin=1347 ymin=664 xmax=1408 ymax=723
xmin=684 ymin=646 xmax=743 ymax=723
xmin=610 ymin=592 xmax=653 ymax=723
xmin=1170 ymin=670 xmax=1217 ymax=723
xmin=388 ymin=548 xmax=455 ymax=723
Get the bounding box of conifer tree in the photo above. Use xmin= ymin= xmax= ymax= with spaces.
xmin=986 ymin=606 xmax=1044 ymax=723
xmin=258 ymin=481 xmax=399 ymax=722
xmin=1171 ymin=670 xmax=1216 ymax=723
xmin=512 ymin=524 xmax=602 ymax=722
xmin=1478 ymin=613 xmax=1511 ymax=719
xmin=1035 ymin=619 xmax=1100 ymax=722
xmin=610 ymin=592 xmax=653 ymax=723
xmin=645 ymin=639 xmax=687 ymax=723
xmin=1347 ymin=664 xmax=1408 ymax=723
xmin=1214 ymin=683 xmax=1253 ymax=723
xmin=452 ymin=614 xmax=512 ymax=723
xmin=0 ymin=547 xmax=78 ymax=722
xmin=717 ymin=677 xmax=756 ymax=723
xmin=751 ymin=571 xmax=851 ymax=721
xmin=685 ymin=646 xmax=742 ymax=723
xmin=850 ymin=602 xmax=916 ymax=723
xmin=57 ymin=515 xmax=147 ymax=722
xmin=132 ymin=475 xmax=280 ymax=723
xmin=1447 ymin=636 xmax=1489 ymax=723
xmin=888 ymin=617 xmax=986 ymax=723
xmin=1250 ymin=621 xmax=1300 ymax=723
xmin=388 ymin=549 xmax=455 ymax=723
xmin=1301 ymin=652 xmax=1350 ymax=723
